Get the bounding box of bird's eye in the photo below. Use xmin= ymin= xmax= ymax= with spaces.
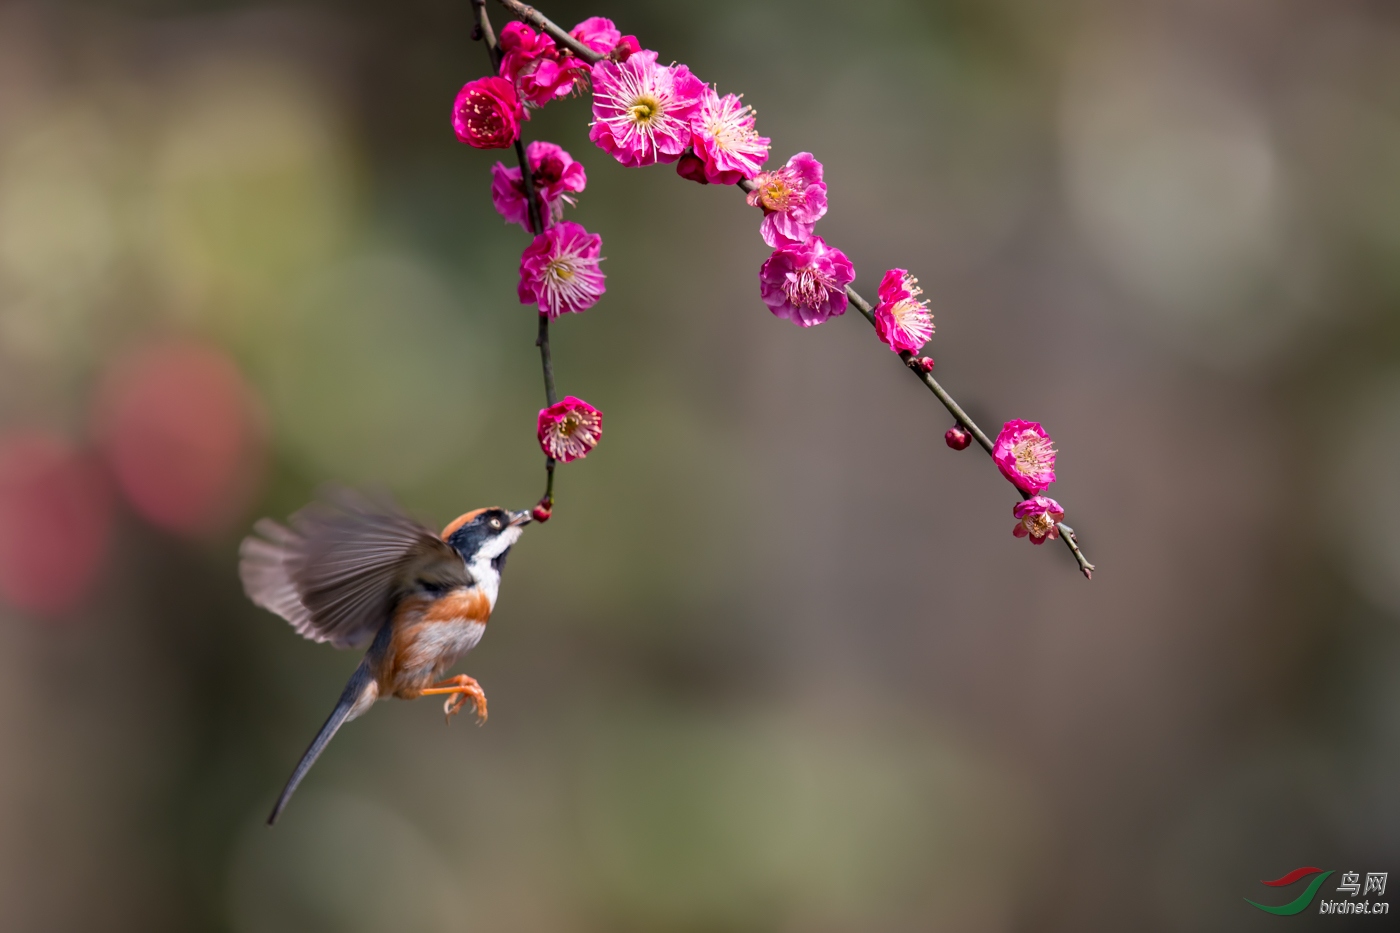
xmin=489 ymin=518 xmax=502 ymax=530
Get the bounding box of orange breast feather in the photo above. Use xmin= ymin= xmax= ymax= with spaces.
xmin=422 ymin=588 xmax=492 ymax=624
xmin=382 ymin=588 xmax=492 ymax=697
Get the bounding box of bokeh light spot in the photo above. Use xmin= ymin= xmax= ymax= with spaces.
xmin=95 ymin=339 xmax=265 ymax=537
xmin=0 ymin=432 xmax=110 ymax=616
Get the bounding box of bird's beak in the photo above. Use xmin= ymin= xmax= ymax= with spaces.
xmin=508 ymin=509 xmax=533 ymax=527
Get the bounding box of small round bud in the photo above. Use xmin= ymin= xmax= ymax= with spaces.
xmin=531 ymin=501 xmax=552 ymax=523
xmin=610 ymin=35 xmax=641 ymax=62
xmin=945 ymin=425 xmax=971 ymax=450
xmin=675 ymin=150 xmax=710 ymax=185
xmin=917 ymin=357 xmax=935 ymax=372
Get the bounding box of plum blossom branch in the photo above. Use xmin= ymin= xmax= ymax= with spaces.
xmin=495 ymin=0 xmax=602 ymax=63
xmin=760 ymin=188 xmax=1091 ymax=578
xmin=465 ymin=0 xmax=1093 ymax=579
xmin=473 ymin=0 xmax=559 ymax=511
xmin=913 ymin=343 xmax=1092 ymax=575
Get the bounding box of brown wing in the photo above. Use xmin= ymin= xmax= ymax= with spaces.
xmin=239 ymin=487 xmax=470 ymax=649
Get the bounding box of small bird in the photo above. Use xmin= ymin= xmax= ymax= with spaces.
xmin=239 ymin=488 xmax=532 ymax=824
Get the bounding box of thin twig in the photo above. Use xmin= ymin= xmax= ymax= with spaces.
xmin=898 ymin=351 xmax=994 ymax=454
xmin=474 ymin=0 xmax=559 ymax=506
xmin=471 ymin=0 xmax=501 ymax=65
xmin=470 ymin=0 xmax=497 ymax=52
xmin=1055 ymin=524 xmax=1093 ymax=580
xmin=539 ymin=310 xmax=557 ymax=502
xmin=493 ymin=0 xmax=602 ymax=63
xmin=513 ymin=137 xmax=545 ymax=238
xmin=841 ymin=280 xmax=877 ymax=326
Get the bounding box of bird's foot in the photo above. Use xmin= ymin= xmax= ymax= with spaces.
xmin=423 ymin=674 xmax=488 ymax=725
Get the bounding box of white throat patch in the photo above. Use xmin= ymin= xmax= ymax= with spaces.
xmin=467 ymin=525 xmax=523 ymax=607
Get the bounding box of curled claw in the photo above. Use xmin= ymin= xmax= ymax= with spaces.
xmin=426 ymin=674 xmax=488 ymax=725
xmin=444 ymin=687 xmax=488 ymax=725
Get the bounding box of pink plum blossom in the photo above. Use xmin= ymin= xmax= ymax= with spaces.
xmin=993 ymin=420 xmax=1057 ymax=493
xmin=498 ymin=22 xmax=577 ymax=107
xmin=452 ymin=76 xmax=523 ymax=149
xmin=758 ymin=236 xmax=855 ymax=327
xmin=498 ymin=22 xmax=553 ymax=75
xmin=491 ymin=141 xmax=587 ymax=231
xmin=570 ymin=17 xmax=622 ymax=56
xmin=612 ymin=35 xmax=641 ymax=62
xmin=873 ymin=268 xmax=934 ymax=353
xmin=1012 ymin=496 xmax=1064 ymax=545
xmin=746 ymin=152 xmax=828 ymax=247
xmin=686 ymin=88 xmax=770 ymax=185
xmin=517 ymin=221 xmax=606 ymax=318
xmin=589 ymin=50 xmax=706 ymax=167
xmin=537 ymin=396 xmax=602 ymax=462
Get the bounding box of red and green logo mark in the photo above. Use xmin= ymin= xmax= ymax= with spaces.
xmin=1246 ymin=867 xmax=1334 ymax=915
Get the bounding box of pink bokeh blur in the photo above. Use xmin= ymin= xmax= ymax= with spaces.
xmin=93 ymin=339 xmax=265 ymax=539
xmin=0 ymin=432 xmax=110 ymax=616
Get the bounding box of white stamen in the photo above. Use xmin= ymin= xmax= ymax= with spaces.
xmin=594 ymin=63 xmax=680 ymax=164
xmin=785 ymin=265 xmax=837 ymax=310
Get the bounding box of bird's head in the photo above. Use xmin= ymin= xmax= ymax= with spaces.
xmin=442 ymin=506 xmax=532 ymax=570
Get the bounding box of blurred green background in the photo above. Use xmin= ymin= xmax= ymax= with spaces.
xmin=1 ymin=0 xmax=1397 ymax=930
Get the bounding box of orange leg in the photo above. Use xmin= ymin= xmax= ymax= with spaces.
xmin=420 ymin=674 xmax=488 ymax=724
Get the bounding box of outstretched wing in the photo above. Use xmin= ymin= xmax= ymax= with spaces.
xmin=240 ymin=487 xmax=469 ymax=649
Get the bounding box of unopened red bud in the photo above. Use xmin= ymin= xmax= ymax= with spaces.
xmin=917 ymin=357 xmax=935 ymax=372
xmin=945 ymin=425 xmax=971 ymax=450
xmin=611 ymin=35 xmax=641 ymax=62
xmin=675 ymin=150 xmax=709 ymax=185
xmin=531 ymin=503 xmax=552 ymax=523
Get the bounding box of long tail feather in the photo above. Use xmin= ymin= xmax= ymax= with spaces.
xmin=267 ymin=661 xmax=375 ymax=825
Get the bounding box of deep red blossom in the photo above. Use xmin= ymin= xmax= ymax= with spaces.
xmin=675 ymin=150 xmax=709 ymax=184
xmin=537 ymin=397 xmax=602 ymax=463
xmin=452 ymin=76 xmax=523 ymax=149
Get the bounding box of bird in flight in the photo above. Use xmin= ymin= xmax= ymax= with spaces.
xmin=239 ymin=488 xmax=532 ymax=824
